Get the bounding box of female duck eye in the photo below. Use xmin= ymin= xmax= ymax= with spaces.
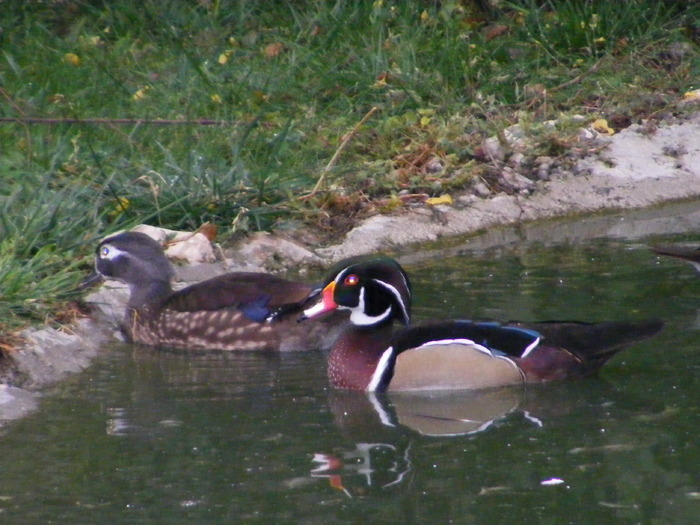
xmin=343 ymin=274 xmax=359 ymax=286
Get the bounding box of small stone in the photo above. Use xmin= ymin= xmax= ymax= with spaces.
xmin=577 ymin=127 xmax=598 ymax=141
xmin=499 ymin=168 xmax=535 ymax=191
xmin=508 ymin=152 xmax=525 ymax=167
xmin=534 ymin=156 xmax=554 ymax=181
xmin=456 ymin=194 xmax=478 ymax=205
xmin=165 ymin=233 xmax=216 ymax=264
xmin=503 ymin=124 xmax=526 ymax=149
xmin=425 ymin=157 xmax=444 ymax=173
xmin=481 ymin=136 xmax=506 ymax=162
xmin=472 ymin=181 xmax=491 ymax=198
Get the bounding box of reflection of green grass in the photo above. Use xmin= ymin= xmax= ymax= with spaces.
xmin=0 ymin=0 xmax=698 ymax=334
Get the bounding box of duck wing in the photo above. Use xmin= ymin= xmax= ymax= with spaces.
xmin=510 ymin=319 xmax=664 ymax=365
xmin=392 ymin=320 xmax=541 ymax=358
xmin=164 ymin=272 xmax=314 ymax=314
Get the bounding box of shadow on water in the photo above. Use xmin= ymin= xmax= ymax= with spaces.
xmin=1 ymin=201 xmax=700 ymax=523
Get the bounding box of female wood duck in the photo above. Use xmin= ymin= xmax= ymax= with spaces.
xmin=87 ymin=231 xmax=347 ymax=351
xmin=651 ymin=244 xmax=700 ymax=272
xmin=299 ymin=256 xmax=663 ymax=391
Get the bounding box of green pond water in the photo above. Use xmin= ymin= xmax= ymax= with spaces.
xmin=2 ymin=205 xmax=700 ymax=524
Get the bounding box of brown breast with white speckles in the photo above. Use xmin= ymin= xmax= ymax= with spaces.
xmin=126 ymin=307 xmax=348 ymax=352
xmin=327 ymin=327 xmax=394 ymax=390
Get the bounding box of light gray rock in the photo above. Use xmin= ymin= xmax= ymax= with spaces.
xmin=481 ymin=136 xmax=506 ymax=162
xmin=0 ymin=385 xmax=38 ymax=426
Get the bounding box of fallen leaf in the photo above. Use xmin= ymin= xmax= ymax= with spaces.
xmin=63 ymin=53 xmax=81 ymax=66
xmin=426 ymin=194 xmax=453 ymax=206
xmin=591 ymin=118 xmax=615 ymax=135
xmin=196 ymin=222 xmax=218 ymax=242
xmin=682 ymin=89 xmax=700 ymax=102
xmin=484 ymin=24 xmax=509 ymax=41
xmin=263 ymin=42 xmax=285 ymax=58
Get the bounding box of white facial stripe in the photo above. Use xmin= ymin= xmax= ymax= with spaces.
xmin=334 ymin=268 xmax=350 ymax=286
xmin=372 ymin=278 xmax=409 ymax=324
xmin=348 ymin=287 xmax=393 ymax=326
xmin=366 ymin=346 xmax=395 ymax=392
xmin=99 ymin=243 xmax=128 ymax=261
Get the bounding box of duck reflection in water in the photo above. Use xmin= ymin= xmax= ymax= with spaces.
xmin=311 ymin=442 xmax=413 ymax=497
xmin=651 ymin=243 xmax=700 ymax=328
xmin=309 ymin=379 xmax=635 ymax=496
xmin=652 ymin=243 xmax=700 ymax=273
xmin=310 ymin=385 xmax=545 ymax=496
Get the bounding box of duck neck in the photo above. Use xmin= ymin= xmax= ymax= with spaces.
xmin=328 ymin=323 xmax=396 ymax=391
xmin=127 ymin=279 xmax=173 ymax=311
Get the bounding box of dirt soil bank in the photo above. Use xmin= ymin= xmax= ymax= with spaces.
xmin=2 ymin=113 xmax=700 ymax=427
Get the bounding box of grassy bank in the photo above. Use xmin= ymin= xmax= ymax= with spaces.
xmin=1 ymin=0 xmax=698 ymax=338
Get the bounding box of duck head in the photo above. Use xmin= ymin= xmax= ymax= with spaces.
xmin=88 ymin=231 xmax=175 ymax=308
xmin=302 ymin=256 xmax=411 ymax=328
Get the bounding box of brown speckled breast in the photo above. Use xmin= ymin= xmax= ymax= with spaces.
xmin=125 ymin=308 xmax=347 ymax=352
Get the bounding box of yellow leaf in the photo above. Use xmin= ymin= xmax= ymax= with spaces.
xmin=218 ymin=52 xmax=229 ymax=65
xmin=132 ymin=86 xmax=151 ymax=101
xmin=210 ymin=94 xmax=222 ymax=104
xmin=108 ymin=197 xmax=130 ymax=218
xmin=420 ymin=116 xmax=431 ymax=127
xmin=682 ymin=89 xmax=700 ymax=102
xmin=426 ymin=194 xmax=453 ymax=206
xmin=63 ymin=53 xmax=80 ymax=66
xmin=372 ymin=76 xmax=388 ymax=89
xmin=591 ymin=118 xmax=614 ymax=135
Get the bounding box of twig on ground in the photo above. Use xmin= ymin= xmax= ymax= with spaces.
xmin=0 ymin=117 xmax=242 ymax=126
xmin=305 ymin=106 xmax=379 ymax=199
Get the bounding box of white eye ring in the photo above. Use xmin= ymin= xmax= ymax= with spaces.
xmin=98 ymin=243 xmax=125 ymax=260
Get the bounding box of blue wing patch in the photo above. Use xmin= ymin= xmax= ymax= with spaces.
xmin=239 ymin=294 xmax=273 ymax=323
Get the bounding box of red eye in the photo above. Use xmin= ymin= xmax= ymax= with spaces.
xmin=343 ymin=274 xmax=359 ymax=286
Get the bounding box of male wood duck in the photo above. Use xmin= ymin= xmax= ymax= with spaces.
xmin=87 ymin=231 xmax=348 ymax=351
xmin=299 ymin=256 xmax=663 ymax=391
xmin=651 ymin=244 xmax=700 ymax=272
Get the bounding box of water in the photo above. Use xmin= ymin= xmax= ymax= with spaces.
xmin=2 ymin=205 xmax=700 ymax=524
